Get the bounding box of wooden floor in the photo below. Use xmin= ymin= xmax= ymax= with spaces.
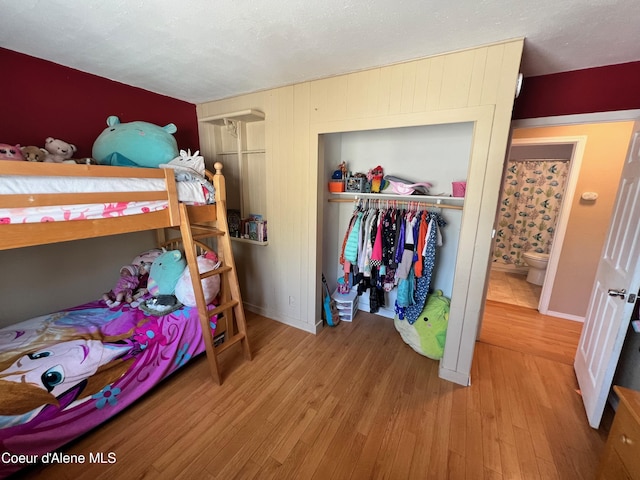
xmin=479 ymin=300 xmax=584 ymax=366
xmin=486 ymin=269 xmax=542 ymax=309
xmin=18 ymin=306 xmax=608 ymax=480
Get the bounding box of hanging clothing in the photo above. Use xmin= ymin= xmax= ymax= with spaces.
xmin=337 ymin=201 xmax=446 ymax=319
xmin=344 ymin=211 xmax=363 ymax=264
xmin=404 ymin=213 xmax=446 ymax=324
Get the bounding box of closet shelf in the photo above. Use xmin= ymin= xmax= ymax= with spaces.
xmin=328 ymin=192 xmax=464 ymax=209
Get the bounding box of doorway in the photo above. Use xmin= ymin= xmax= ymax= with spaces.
xmin=477 ymin=119 xmax=638 ymax=372
xmin=487 ymin=135 xmax=586 ymax=315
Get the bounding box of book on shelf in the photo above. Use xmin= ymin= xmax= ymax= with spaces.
xmin=241 ymin=214 xmax=267 ymax=242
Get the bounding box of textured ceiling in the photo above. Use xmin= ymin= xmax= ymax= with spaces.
xmin=2 ymin=0 xmax=639 ymax=104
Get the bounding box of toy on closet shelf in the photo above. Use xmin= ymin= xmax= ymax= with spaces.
xmin=20 ymin=145 xmax=47 ymax=162
xmin=384 ymin=175 xmax=432 ymax=196
xmin=0 ymin=143 xmax=25 ymax=161
xmin=328 ymin=161 xmax=347 ymax=193
xmin=367 ymin=165 xmax=388 ymax=193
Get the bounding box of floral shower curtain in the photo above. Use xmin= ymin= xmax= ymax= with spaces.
xmin=493 ymin=159 xmax=569 ymax=266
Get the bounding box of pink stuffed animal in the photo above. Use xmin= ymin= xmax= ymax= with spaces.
xmin=0 ymin=144 xmax=25 ymax=161
xmin=43 ymin=137 xmax=77 ymax=163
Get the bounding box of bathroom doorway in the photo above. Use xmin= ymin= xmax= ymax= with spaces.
xmin=487 ymin=135 xmax=586 ymax=313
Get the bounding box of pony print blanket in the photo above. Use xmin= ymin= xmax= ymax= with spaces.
xmin=0 ymin=297 xmax=214 ymax=477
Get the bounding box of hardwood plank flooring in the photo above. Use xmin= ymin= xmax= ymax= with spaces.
xmin=479 ymin=300 xmax=583 ymax=365
xmin=17 ymin=307 xmax=607 ymax=480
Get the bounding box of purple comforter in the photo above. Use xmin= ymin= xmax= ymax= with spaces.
xmin=0 ymin=297 xmax=213 ymax=478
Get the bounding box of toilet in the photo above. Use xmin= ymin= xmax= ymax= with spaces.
xmin=522 ymin=251 xmax=550 ymax=286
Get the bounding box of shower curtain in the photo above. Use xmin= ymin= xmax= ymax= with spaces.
xmin=493 ymin=159 xmax=569 ymax=266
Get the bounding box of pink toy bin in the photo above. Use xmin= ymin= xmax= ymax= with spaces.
xmin=452 ymin=181 xmax=466 ymax=198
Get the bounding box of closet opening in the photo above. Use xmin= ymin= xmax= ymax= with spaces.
xmin=320 ymin=122 xmax=473 ymax=325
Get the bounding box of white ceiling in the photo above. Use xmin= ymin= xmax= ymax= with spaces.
xmin=3 ymin=0 xmax=639 ymax=104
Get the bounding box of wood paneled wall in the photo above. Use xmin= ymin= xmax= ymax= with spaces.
xmin=197 ymin=38 xmax=524 ymax=384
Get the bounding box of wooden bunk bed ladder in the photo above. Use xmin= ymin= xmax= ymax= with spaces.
xmin=177 ymin=166 xmax=252 ymax=384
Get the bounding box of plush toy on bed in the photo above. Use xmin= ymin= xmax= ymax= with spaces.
xmin=0 ymin=143 xmax=25 ymax=161
xmin=160 ymin=149 xmax=206 ymax=178
xmin=20 ymin=145 xmax=47 ymax=162
xmin=174 ymin=251 xmax=221 ymax=307
xmin=102 ymin=265 xmax=142 ymax=308
xmin=394 ymin=290 xmax=451 ymax=360
xmin=129 ymin=248 xmax=163 ymax=300
xmin=92 ymin=115 xmax=179 ymax=168
xmin=43 ymin=137 xmax=78 ymax=163
xmin=141 ymin=249 xmax=187 ymax=315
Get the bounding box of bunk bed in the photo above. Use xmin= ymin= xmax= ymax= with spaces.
xmin=0 ymin=161 xmax=251 ymax=477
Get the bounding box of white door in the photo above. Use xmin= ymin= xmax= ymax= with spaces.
xmin=575 ymin=121 xmax=640 ymax=428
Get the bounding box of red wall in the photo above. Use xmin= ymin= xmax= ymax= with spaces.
xmin=513 ymin=61 xmax=640 ymax=119
xmin=0 ymin=48 xmax=198 ymax=158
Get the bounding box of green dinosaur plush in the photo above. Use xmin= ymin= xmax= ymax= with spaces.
xmin=394 ymin=290 xmax=451 ymax=360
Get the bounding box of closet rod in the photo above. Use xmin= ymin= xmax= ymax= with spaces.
xmin=327 ymin=197 xmax=464 ymax=211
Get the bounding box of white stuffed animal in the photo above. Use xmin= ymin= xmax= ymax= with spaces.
xmin=43 ymin=137 xmax=77 ymax=163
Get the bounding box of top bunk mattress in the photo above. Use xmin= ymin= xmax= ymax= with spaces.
xmin=0 ymin=171 xmax=214 ymax=225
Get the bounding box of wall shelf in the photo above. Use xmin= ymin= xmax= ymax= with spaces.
xmin=198 ymin=108 xmax=267 ymax=235
xmin=199 ymin=109 xmax=265 ymax=126
xmin=218 ymin=149 xmax=265 ymax=155
xmin=231 ymin=237 xmax=269 ymax=246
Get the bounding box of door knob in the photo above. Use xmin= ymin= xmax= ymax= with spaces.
xmin=608 ymin=288 xmax=627 ymax=299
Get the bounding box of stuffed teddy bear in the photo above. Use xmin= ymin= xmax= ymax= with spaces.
xmin=102 ymin=265 xmax=142 ymax=308
xmin=141 ymin=249 xmax=187 ymax=314
xmin=394 ymin=290 xmax=451 ymax=360
xmin=92 ymin=116 xmax=179 ymax=168
xmin=43 ymin=137 xmax=77 ymax=163
xmin=20 ymin=145 xmax=47 ymax=162
xmin=0 ymin=143 xmax=25 ymax=161
xmin=174 ymin=251 xmax=221 ymax=307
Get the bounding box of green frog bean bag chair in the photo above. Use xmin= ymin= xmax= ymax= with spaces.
xmin=394 ymin=290 xmax=450 ymax=360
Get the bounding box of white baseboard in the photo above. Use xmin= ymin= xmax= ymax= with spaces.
xmin=490 ymin=262 xmax=528 ymax=275
xmin=542 ymin=309 xmax=585 ymax=323
xmin=243 ymin=303 xmax=320 ymax=334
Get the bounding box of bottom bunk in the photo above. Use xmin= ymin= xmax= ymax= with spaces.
xmin=0 ymin=292 xmax=217 ymax=478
